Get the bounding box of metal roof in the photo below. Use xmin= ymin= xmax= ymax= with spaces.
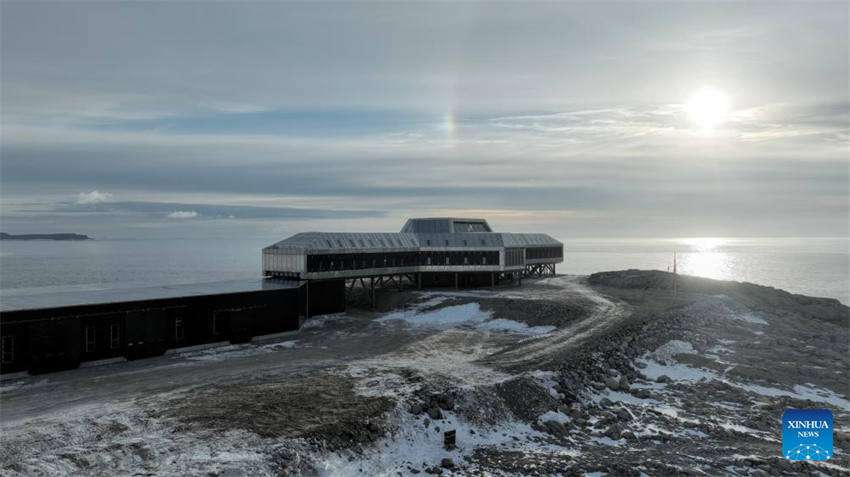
xmin=0 ymin=278 xmax=303 ymax=313
xmin=265 ymin=220 xmax=562 ymax=254
xmin=267 ymin=232 xmax=419 ymax=253
xmin=401 ymin=217 xmax=492 ymax=234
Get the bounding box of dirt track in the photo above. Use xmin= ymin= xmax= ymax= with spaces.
xmin=1 ymin=271 xmax=848 ymax=476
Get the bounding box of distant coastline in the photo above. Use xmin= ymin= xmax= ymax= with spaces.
xmin=0 ymin=232 xmax=92 ymax=241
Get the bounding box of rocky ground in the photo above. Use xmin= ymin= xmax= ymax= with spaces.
xmin=1 ymin=270 xmax=848 ymax=476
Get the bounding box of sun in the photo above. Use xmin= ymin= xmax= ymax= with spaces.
xmin=686 ymin=88 xmax=729 ymax=130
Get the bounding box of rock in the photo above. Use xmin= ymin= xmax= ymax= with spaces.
xmin=592 ymin=382 xmax=605 ymax=391
xmin=410 ymin=403 xmax=423 ymax=415
xmin=438 ymin=393 xmax=455 ymax=411
xmin=656 ymin=375 xmax=672 ymax=383
xmin=544 ymin=420 xmax=568 ymax=435
xmin=621 ymin=430 xmax=637 ymax=440
xmin=424 ymin=418 xmax=431 ymax=428
xmin=618 ymin=376 xmax=630 ymax=391
xmin=427 ymin=407 xmax=443 ymax=420
xmin=632 ymin=389 xmax=651 ymax=399
xmin=444 ymin=429 xmax=456 ymax=449
xmin=616 ymin=408 xmax=632 ymax=421
xmin=604 ymin=425 xmax=621 ymax=440
xmin=605 ymin=378 xmax=619 ymax=390
xmin=440 ymin=458 xmax=455 ymax=469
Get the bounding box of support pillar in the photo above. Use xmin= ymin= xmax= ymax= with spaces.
xmin=454 ymin=272 xmax=459 ymax=289
xmin=491 ymin=272 xmax=495 ymax=287
xmin=417 ymin=273 xmax=422 ymax=289
xmin=370 ymin=276 xmax=375 ymax=308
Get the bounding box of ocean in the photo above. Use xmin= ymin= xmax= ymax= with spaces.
xmin=1 ymin=237 xmax=847 ymax=304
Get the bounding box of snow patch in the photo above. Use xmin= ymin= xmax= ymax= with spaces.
xmin=301 ymin=313 xmax=351 ymax=329
xmin=652 ymin=340 xmax=696 ymax=364
xmin=538 ymin=411 xmax=570 ymax=425
xmin=317 ymin=407 xmax=565 ymax=476
xmin=261 ymin=340 xmax=297 ymax=351
xmin=735 ymin=313 xmax=768 ymax=325
xmin=477 ymin=318 xmax=555 ymax=336
xmin=377 ymin=302 xmax=555 ymax=336
xmin=639 ymin=358 xmax=850 ymax=410
xmin=377 ymin=303 xmax=491 ymax=327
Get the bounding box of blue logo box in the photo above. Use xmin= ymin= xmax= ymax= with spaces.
xmin=782 ymin=409 xmax=833 ymax=460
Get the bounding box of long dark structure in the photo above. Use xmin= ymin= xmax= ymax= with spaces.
xmin=1 ymin=217 xmax=562 ymax=374
xmin=0 ymin=279 xmax=346 ymax=374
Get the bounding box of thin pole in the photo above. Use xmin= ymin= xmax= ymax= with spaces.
xmin=673 ymin=251 xmax=678 ymax=297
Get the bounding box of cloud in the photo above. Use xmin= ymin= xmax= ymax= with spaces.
xmin=76 ymin=190 xmax=113 ymax=204
xmin=166 ymin=210 xmax=198 ymax=219
xmin=1 ymin=3 xmax=847 ymax=238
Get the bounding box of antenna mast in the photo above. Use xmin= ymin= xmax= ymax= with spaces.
xmin=673 ymin=251 xmax=678 ymax=297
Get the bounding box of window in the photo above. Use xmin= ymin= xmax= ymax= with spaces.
xmin=481 ymin=239 xmax=486 ymax=246
xmin=212 ymin=313 xmax=225 ymax=335
xmin=426 ymin=239 xmax=431 ymax=246
xmin=426 ymin=256 xmax=432 ymax=265
xmin=349 ymin=240 xmax=356 ymax=247
xmin=1 ymin=336 xmax=13 ymax=364
xmin=110 ymin=324 xmax=120 ymax=349
xmin=85 ymin=326 xmax=96 ymax=352
xmin=445 ymin=240 xmax=449 ymax=246
xmin=175 ymin=318 xmax=185 ymax=341
xmin=445 ymin=256 xmax=450 ymax=265
xmin=326 ymin=240 xmax=333 ymax=248
xmin=463 ymin=240 xmax=467 ymax=246
xmin=336 ymin=239 xmax=343 ymax=247
xmin=368 ymin=239 xmax=374 ymax=246
xmin=482 ymin=256 xmax=487 ymax=265
xmin=379 ymin=239 xmax=386 ymax=247
xmin=464 ymin=256 xmax=469 ymax=264
xmin=359 ymin=239 xmax=365 ymax=247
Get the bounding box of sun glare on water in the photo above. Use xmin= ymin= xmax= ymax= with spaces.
xmin=672 ymin=237 xmax=732 ymax=281
xmin=686 ymin=88 xmax=729 ymax=130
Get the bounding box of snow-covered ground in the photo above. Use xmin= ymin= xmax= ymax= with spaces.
xmin=1 ymin=271 xmax=848 ymax=476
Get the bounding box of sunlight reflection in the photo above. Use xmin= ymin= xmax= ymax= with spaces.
xmin=678 ymin=251 xmax=731 ymax=280
xmin=672 ymin=237 xmax=732 ymax=280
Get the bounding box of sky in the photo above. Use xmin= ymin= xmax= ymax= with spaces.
xmin=1 ymin=1 xmax=847 ymax=240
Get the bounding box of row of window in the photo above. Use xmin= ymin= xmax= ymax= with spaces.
xmin=321 ymin=236 xmax=497 ymax=249
xmin=505 ymin=248 xmax=525 ymax=267
xmin=84 ymin=324 xmax=122 ymax=352
xmin=526 ymin=246 xmax=564 ymax=260
xmin=1 ymin=308 xmax=263 ymax=365
xmin=306 ymin=251 xmax=501 ymax=272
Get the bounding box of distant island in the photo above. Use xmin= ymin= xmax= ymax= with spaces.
xmin=0 ymin=232 xmax=92 ymax=241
